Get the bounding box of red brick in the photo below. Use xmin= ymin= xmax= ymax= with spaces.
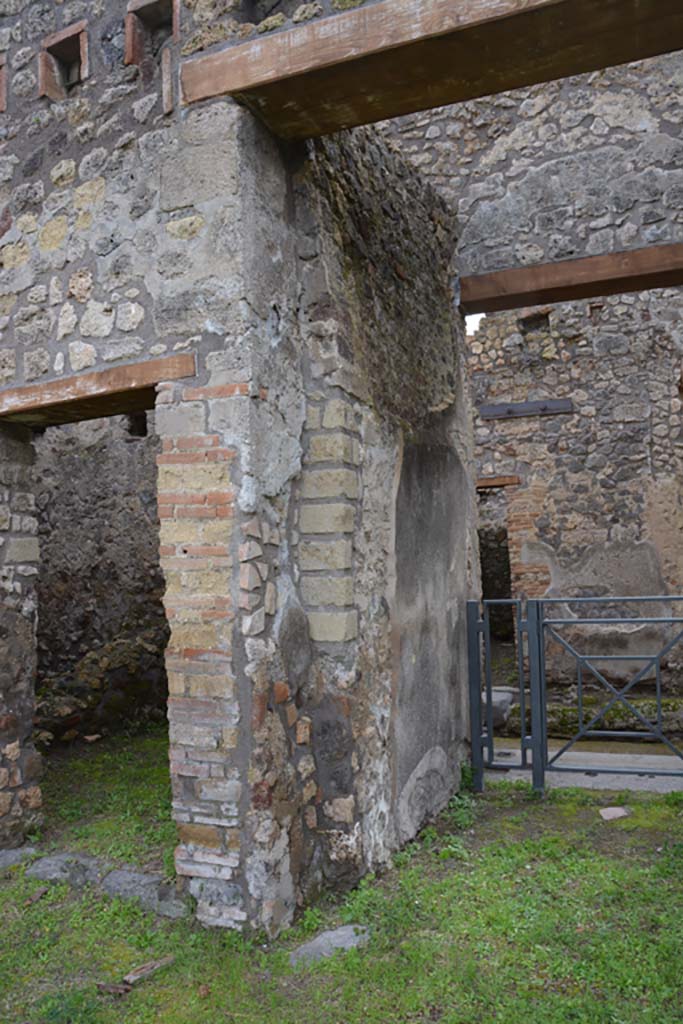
xmin=182 ymin=383 xmax=249 ymax=401
xmin=273 ymin=681 xmax=290 ymax=704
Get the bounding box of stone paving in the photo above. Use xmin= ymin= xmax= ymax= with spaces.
xmin=0 ymin=848 xmax=190 ymax=920
xmin=487 ymin=744 xmax=683 ymax=793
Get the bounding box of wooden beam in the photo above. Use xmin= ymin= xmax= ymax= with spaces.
xmin=180 ymin=0 xmax=683 ymax=139
xmin=479 ymin=399 xmax=574 ymax=420
xmin=0 ymin=354 xmax=196 ymax=427
xmin=460 ymin=243 xmax=683 ymax=315
xmin=477 ymin=475 xmax=521 ymax=489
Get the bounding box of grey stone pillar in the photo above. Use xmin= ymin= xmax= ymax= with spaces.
xmin=0 ymin=424 xmax=42 ymax=848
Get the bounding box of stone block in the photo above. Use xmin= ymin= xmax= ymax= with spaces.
xmin=307 ymin=610 xmax=358 ymax=643
xmin=199 ymin=779 xmax=241 ymax=803
xmin=240 ymin=563 xmax=261 ymax=591
xmin=301 ymin=576 xmax=354 ymax=607
xmin=73 ymin=177 xmax=106 ymax=210
xmin=322 ymin=399 xmax=355 ymax=430
xmin=160 ymin=142 xmax=237 ymax=212
xmin=155 ymin=402 xmax=207 ymax=438
xmin=301 ymin=468 xmax=359 ymax=500
xmin=324 ymin=795 xmax=355 ymax=824
xmin=289 ymin=925 xmax=369 ymax=966
xmin=242 ymin=608 xmax=265 ymax=636
xmin=178 ymin=823 xmax=222 ymax=848
xmin=299 ymin=539 xmax=353 ymax=571
xmin=300 ymin=503 xmax=355 ymax=534
xmin=68 ymin=340 xmax=96 ymax=371
xmin=38 ymin=215 xmax=68 ymax=252
xmin=6 ymin=537 xmax=39 ymax=562
xmin=158 ymin=462 xmax=231 ymax=493
xmin=308 ymin=433 xmax=360 ymax=465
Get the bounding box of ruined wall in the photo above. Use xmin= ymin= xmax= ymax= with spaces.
xmin=468 ymin=292 xmax=683 ymax=602
xmin=384 ymin=54 xmax=683 ymax=603
xmin=33 ymin=416 xmax=167 ymax=741
xmin=384 ymin=52 xmax=683 ymax=682
xmin=387 ymin=51 xmax=683 ymax=273
xmin=0 ymin=0 xmax=476 ymax=932
xmin=0 ymin=425 xmax=41 ymax=847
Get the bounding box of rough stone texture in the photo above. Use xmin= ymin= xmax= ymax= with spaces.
xmin=385 ymin=54 xmax=683 ymax=681
xmin=33 ymin=416 xmax=168 ymax=741
xmin=385 ymin=52 xmax=683 ymax=272
xmin=467 ymin=294 xmax=683 ymax=682
xmin=26 ymin=851 xmax=109 ymax=887
xmin=289 ymin=924 xmax=369 ymax=966
xmin=24 ymin=850 xmax=190 ymax=916
xmin=101 ymin=867 xmax=189 ymax=918
xmin=0 ymin=844 xmax=36 ymax=870
xmin=0 ymin=3 xmax=476 ymax=935
xmin=0 ymin=425 xmax=42 ymax=847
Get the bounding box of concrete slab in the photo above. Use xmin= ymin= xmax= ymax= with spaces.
xmin=486 ymin=744 xmax=683 ymax=793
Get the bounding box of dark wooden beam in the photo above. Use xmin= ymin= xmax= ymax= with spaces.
xmin=478 ymin=399 xmax=574 ymax=420
xmin=0 ymin=354 xmax=196 ymax=427
xmin=460 ymin=243 xmax=683 ymax=315
xmin=180 ymin=0 xmax=683 ymax=139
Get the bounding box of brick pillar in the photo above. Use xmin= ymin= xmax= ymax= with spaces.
xmin=507 ymin=480 xmax=552 ymax=598
xmin=155 ymin=384 xmax=246 ymax=928
xmin=0 ymin=424 xmax=42 ymax=847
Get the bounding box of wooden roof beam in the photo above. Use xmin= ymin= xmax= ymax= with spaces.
xmin=180 ymin=0 xmax=683 ymax=139
xmin=0 ymin=354 xmax=196 ymax=427
xmin=460 ymin=243 xmax=683 ymax=315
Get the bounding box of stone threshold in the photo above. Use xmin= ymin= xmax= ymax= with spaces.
xmin=0 ymin=846 xmax=188 ymax=919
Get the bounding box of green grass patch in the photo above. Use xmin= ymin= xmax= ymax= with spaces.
xmin=34 ymin=725 xmax=176 ymax=874
xmin=3 ymin=735 xmax=683 ymax=1022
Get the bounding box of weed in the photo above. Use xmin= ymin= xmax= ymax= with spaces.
xmin=438 ymin=836 xmax=469 ymax=861
xmin=443 ymin=792 xmax=476 ymax=831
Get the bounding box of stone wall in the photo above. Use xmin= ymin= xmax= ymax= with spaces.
xmin=33 ymin=415 xmax=167 ymax=741
xmin=468 ymin=291 xmax=683 ymax=601
xmin=0 ymin=0 xmax=476 ymax=932
xmin=386 ymin=52 xmax=683 ymax=272
xmin=386 ymin=52 xmax=683 ymax=679
xmin=0 ymin=424 xmax=42 ymax=847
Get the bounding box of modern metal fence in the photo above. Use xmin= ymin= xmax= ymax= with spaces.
xmin=467 ymin=596 xmax=683 ymax=792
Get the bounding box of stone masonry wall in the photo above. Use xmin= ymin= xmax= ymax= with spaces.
xmin=0 ymin=0 xmax=476 ymax=932
xmin=0 ymin=424 xmax=42 ymax=847
xmin=469 ymin=291 xmax=683 ymax=603
xmin=386 ymin=52 xmax=683 ymax=273
xmin=386 ymin=52 xmax=683 ymax=678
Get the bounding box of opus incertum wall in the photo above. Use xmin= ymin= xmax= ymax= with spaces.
xmin=386 ymin=52 xmax=683 ymax=675
xmin=0 ymin=1 xmax=477 ymax=933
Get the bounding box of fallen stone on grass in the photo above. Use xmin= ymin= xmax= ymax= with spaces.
xmin=290 ymin=925 xmax=370 ymax=966
xmin=599 ymin=806 xmax=630 ymax=822
xmin=26 ymin=852 xmax=110 ymax=887
xmin=0 ymin=846 xmax=36 ymax=871
xmin=101 ymin=868 xmax=189 ymax=919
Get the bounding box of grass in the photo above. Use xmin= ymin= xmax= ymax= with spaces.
xmin=32 ymin=725 xmax=176 ymax=876
xmin=3 ymin=732 xmax=683 ymax=1023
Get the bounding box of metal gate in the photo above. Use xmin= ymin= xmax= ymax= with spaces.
xmin=467 ymin=597 xmax=683 ymax=792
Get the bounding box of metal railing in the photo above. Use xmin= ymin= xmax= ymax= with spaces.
xmin=467 ymin=596 xmax=683 ymax=793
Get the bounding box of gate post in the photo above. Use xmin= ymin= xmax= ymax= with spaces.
xmin=527 ymin=600 xmax=546 ymax=794
xmin=467 ymin=601 xmax=485 ymax=793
